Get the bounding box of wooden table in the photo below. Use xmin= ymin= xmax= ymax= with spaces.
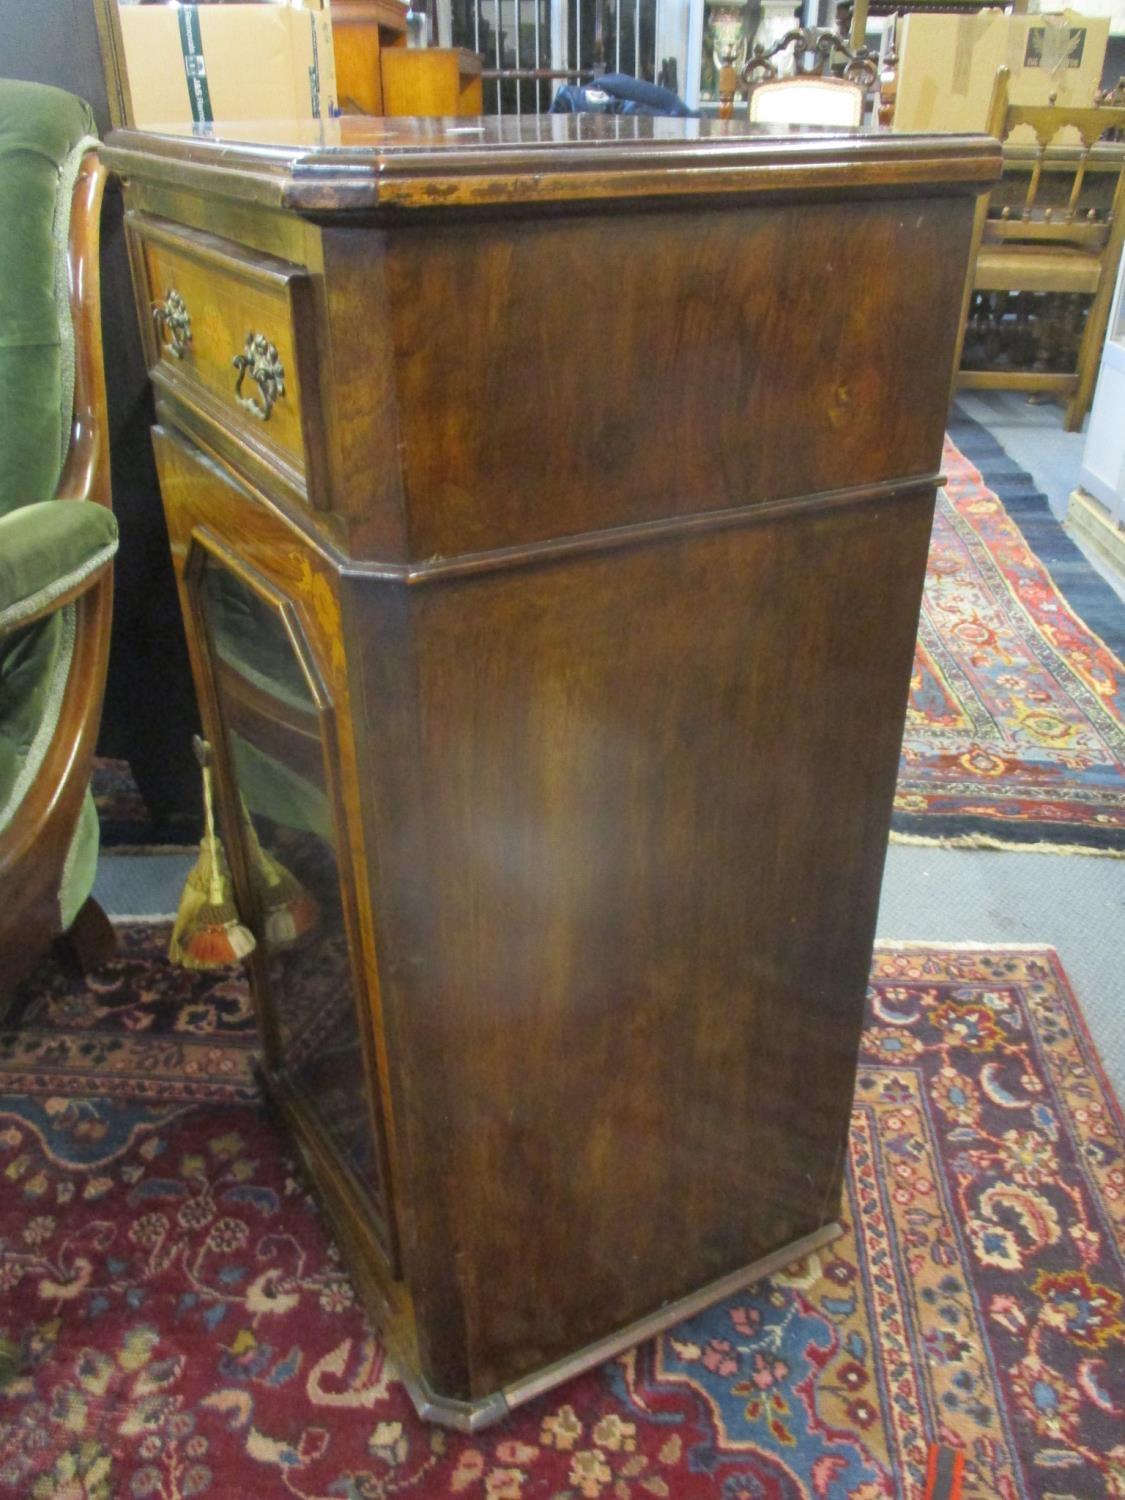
xmin=103 ymin=115 xmax=998 ymax=1430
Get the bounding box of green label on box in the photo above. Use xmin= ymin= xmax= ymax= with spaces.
xmin=308 ymin=14 xmax=321 ymax=120
xmin=178 ymin=7 xmax=214 ymax=125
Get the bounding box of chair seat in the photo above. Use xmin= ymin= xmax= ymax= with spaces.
xmin=974 ymin=243 xmax=1103 ymax=295
xmin=748 ymin=77 xmax=864 ymax=128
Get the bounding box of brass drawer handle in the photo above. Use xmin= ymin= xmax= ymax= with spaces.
xmin=232 ymin=332 xmax=285 ymax=422
xmin=153 ymin=288 xmax=192 ymax=359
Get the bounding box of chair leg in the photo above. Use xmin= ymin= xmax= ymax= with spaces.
xmin=949 ymin=191 xmax=991 ymax=409
xmin=56 ymin=896 xmax=117 ymax=974
xmin=1065 ymin=296 xmax=1102 ymax=431
xmin=1064 ymin=363 xmax=1095 ymax=432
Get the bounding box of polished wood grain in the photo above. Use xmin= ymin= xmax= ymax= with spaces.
xmin=350 ymin=482 xmax=937 ymax=1401
xmin=109 ymin=116 xmax=999 ymax=1425
xmin=112 ymin=138 xmax=985 ymax=562
xmin=381 ymin=48 xmax=484 ymax=118
xmin=377 ymin=197 xmax=972 ymax=557
xmin=104 ymin=114 xmax=999 ymax=216
xmin=0 ymin=154 xmax=116 ymax=1004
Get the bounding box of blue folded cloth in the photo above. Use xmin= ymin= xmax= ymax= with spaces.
xmin=550 ymin=72 xmax=696 ymax=117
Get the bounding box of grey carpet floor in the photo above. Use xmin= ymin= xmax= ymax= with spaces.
xmin=955 ymin=389 xmax=1125 ymax=604
xmin=878 ymin=843 xmax=1123 ymax=1097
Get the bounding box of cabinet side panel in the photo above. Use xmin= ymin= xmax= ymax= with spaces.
xmin=358 ymin=487 xmax=935 ymax=1400
xmin=384 ymin=197 xmax=971 ymax=558
xmin=348 ymin=576 xmax=476 ymax=1400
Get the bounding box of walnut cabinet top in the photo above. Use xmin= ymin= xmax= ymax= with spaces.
xmin=104 ymin=114 xmax=998 ymax=214
xmin=103 ymin=120 xmax=999 ymax=568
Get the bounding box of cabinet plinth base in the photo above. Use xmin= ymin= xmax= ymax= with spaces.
xmin=401 ymin=1222 xmax=844 ymax=1431
xmin=263 ymin=1062 xmax=844 ymax=1433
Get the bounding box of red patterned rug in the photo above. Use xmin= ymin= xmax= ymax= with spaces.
xmin=0 ymin=923 xmax=257 ymax=1104
xmin=1 ymin=937 xmax=1122 ymax=1498
xmin=893 ymin=417 xmax=1125 ymax=855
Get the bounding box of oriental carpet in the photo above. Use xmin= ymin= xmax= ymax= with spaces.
xmin=0 ymin=923 xmax=257 ymax=1105
xmin=893 ymin=415 xmax=1125 ymax=855
xmin=1 ymin=937 xmax=1123 ymax=1499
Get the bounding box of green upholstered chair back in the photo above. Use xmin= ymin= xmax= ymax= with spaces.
xmin=0 ymin=80 xmax=98 ymax=520
xmin=0 ymin=81 xmax=106 ymax=952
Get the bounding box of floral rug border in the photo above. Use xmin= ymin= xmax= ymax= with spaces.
xmin=891 ymin=409 xmax=1124 ymax=855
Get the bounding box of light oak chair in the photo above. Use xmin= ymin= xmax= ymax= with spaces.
xmin=955 ymin=66 xmax=1125 ymax=430
xmin=0 ymin=81 xmax=118 ymax=1008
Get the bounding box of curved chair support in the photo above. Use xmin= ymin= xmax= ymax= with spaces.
xmin=0 ymin=152 xmax=116 ymax=998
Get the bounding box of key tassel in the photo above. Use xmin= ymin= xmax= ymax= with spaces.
xmin=239 ymin=798 xmax=320 ymax=949
xmin=169 ymin=737 xmax=257 ymax=970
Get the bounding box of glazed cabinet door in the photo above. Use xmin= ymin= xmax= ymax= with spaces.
xmin=156 ymin=428 xmax=396 ymax=1268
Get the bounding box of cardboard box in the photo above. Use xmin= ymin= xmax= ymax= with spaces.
xmin=120 ymin=3 xmax=337 ymax=128
xmin=892 ymin=10 xmax=1110 ymax=134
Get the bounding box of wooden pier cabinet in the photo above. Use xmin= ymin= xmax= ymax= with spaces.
xmin=103 ymin=115 xmax=998 ymax=1429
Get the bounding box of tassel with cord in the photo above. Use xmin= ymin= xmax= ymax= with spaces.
xmin=169 ymin=737 xmax=257 ymax=969
xmin=239 ymin=798 xmax=320 ymax=949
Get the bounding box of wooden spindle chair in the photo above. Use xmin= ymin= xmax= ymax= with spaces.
xmin=955 ymin=66 xmax=1125 ymax=429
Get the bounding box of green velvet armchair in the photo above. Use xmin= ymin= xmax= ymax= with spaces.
xmin=0 ymin=81 xmax=118 ymax=1004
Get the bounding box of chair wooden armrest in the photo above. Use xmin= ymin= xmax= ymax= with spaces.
xmin=0 ymin=150 xmax=116 ymax=1001
xmin=0 ymin=558 xmax=115 ymax=636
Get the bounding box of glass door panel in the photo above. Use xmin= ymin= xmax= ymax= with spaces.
xmin=197 ymin=556 xmax=390 ymax=1244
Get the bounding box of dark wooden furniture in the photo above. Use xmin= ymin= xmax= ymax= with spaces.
xmin=956 ymin=67 xmax=1125 ymax=430
xmin=104 ymin=115 xmax=998 ymax=1429
xmin=0 ymin=146 xmax=116 ymax=1001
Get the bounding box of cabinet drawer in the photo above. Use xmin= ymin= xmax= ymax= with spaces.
xmin=130 ymin=213 xmax=316 ymax=479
